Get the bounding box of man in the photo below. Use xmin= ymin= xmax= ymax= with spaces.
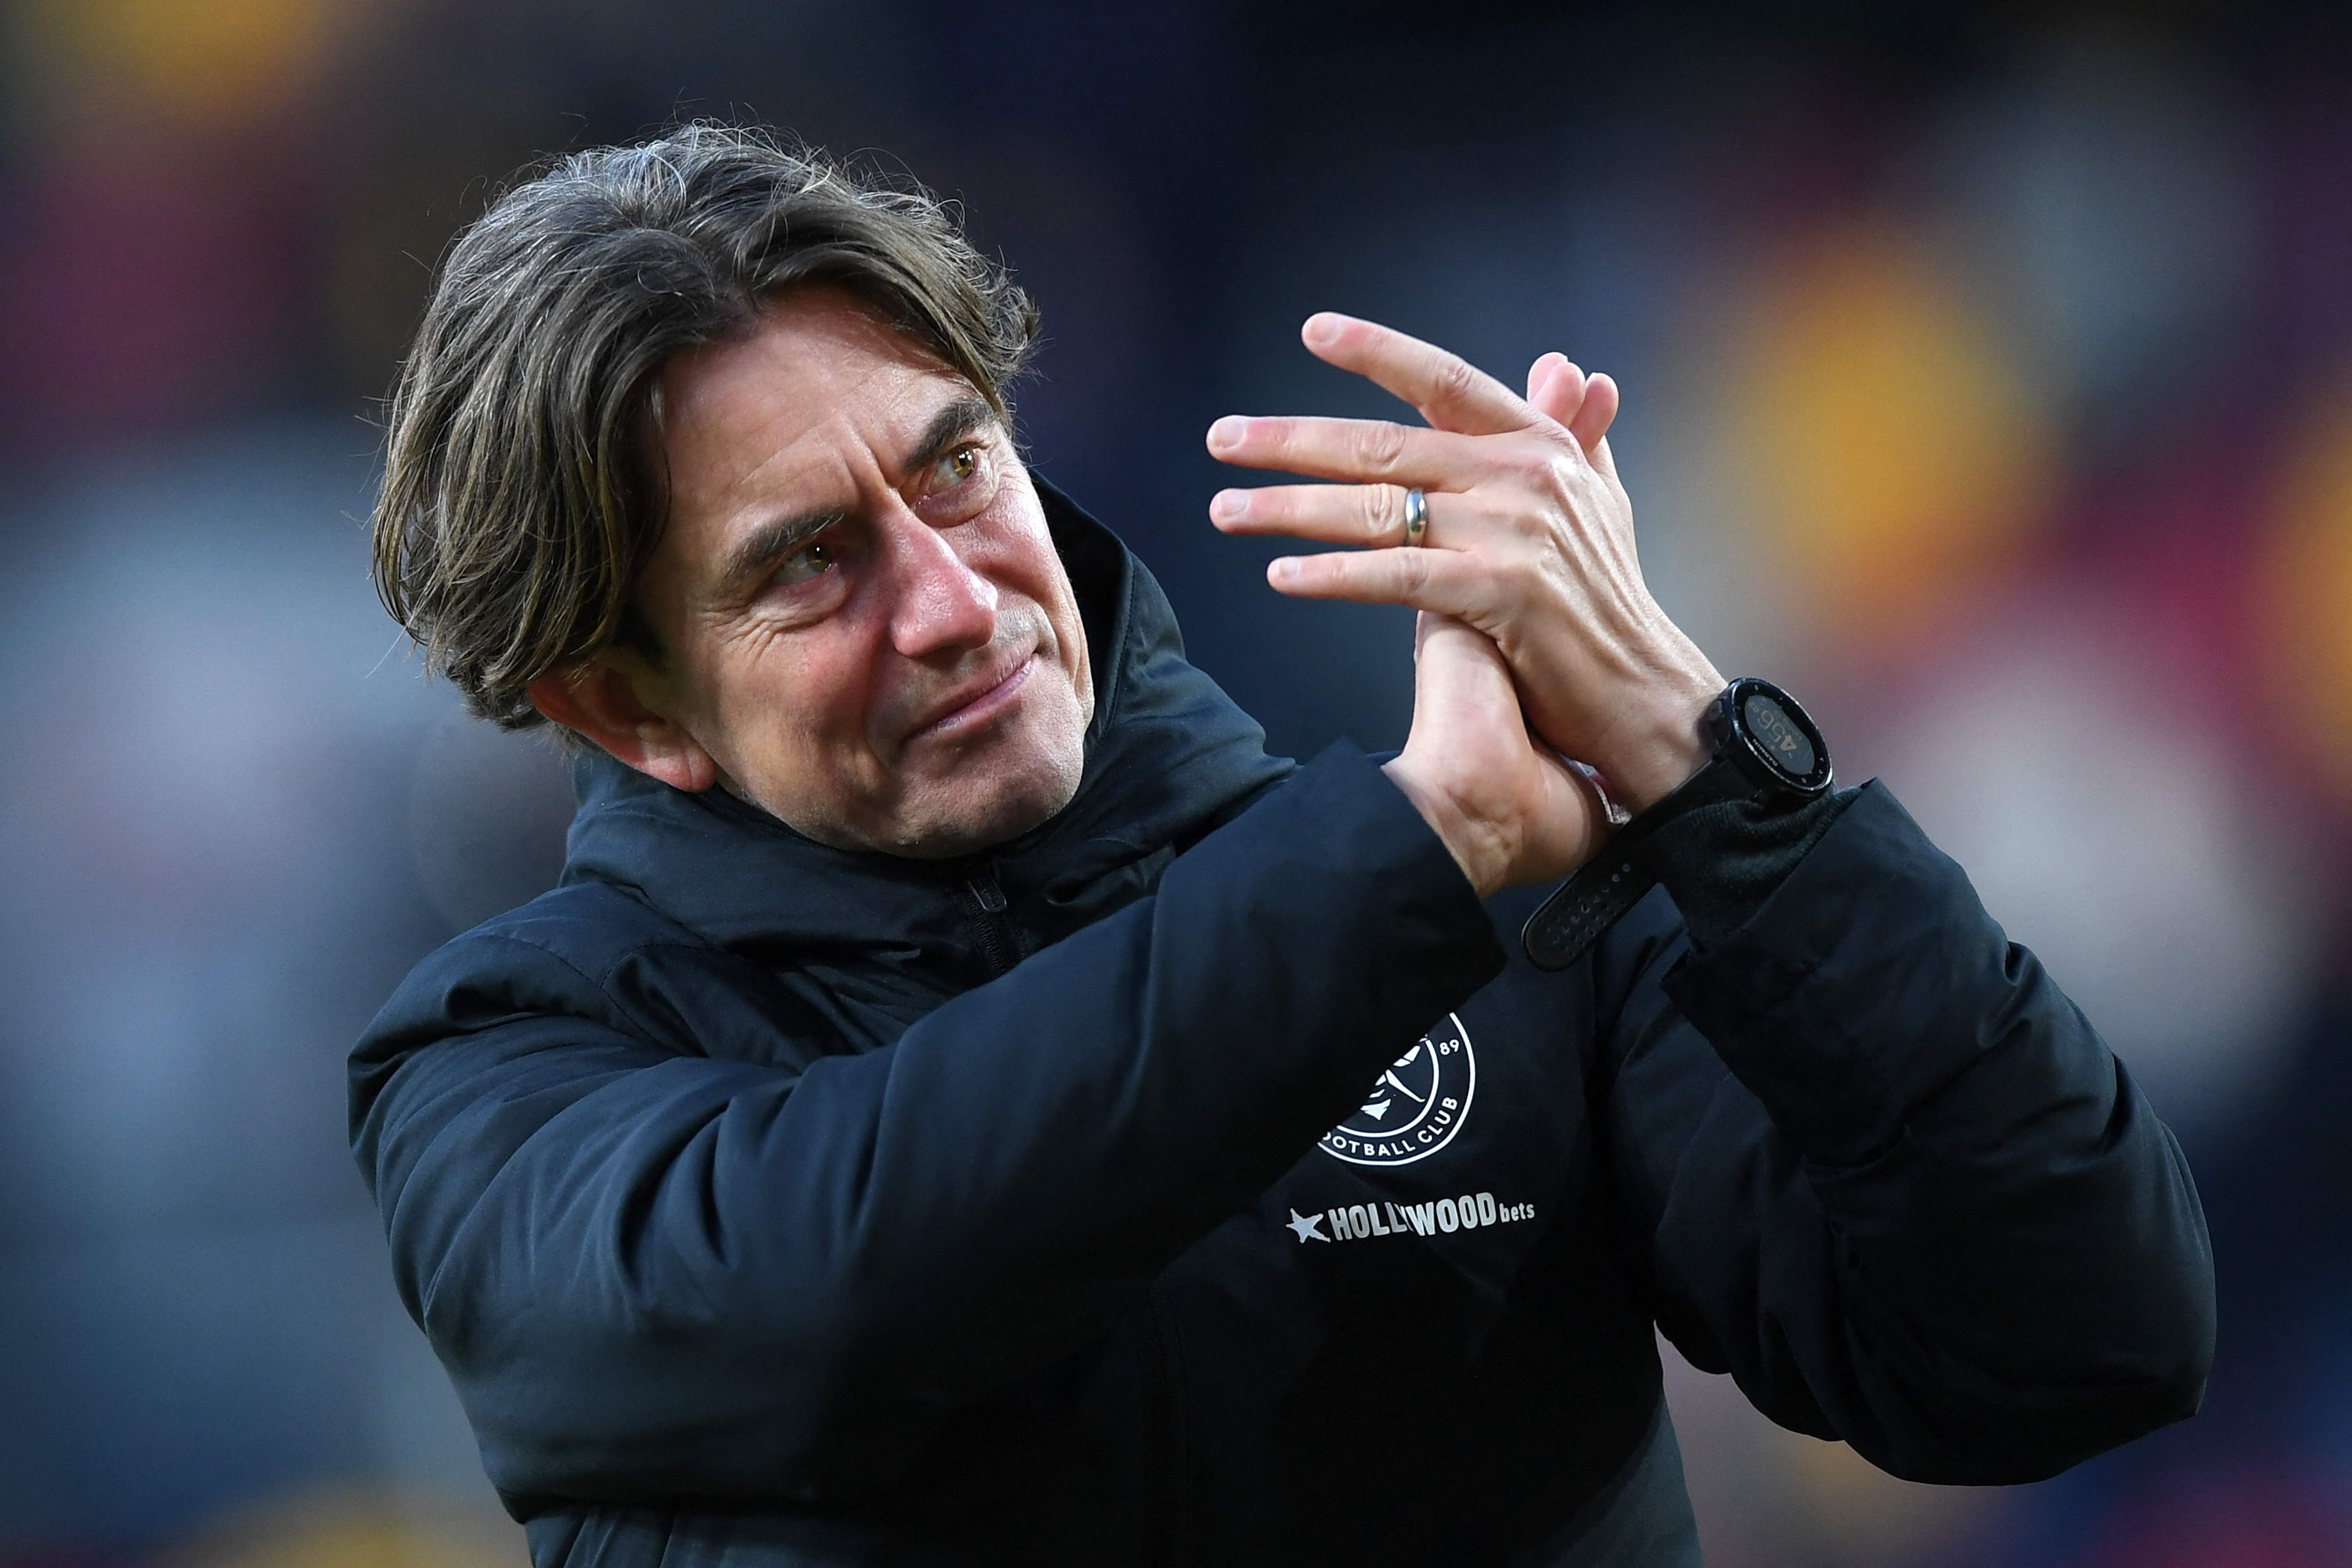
xmin=354 ymin=124 xmax=2212 ymax=1566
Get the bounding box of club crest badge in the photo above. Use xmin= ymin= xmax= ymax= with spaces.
xmin=1318 ymin=1013 xmax=1475 ymax=1167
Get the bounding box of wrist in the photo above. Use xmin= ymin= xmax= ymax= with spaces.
xmin=1601 ymin=658 xmax=1723 ymax=811
xmin=1382 ymin=755 xmax=1506 ymax=898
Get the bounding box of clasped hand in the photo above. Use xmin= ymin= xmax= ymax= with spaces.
xmin=1207 ymin=314 xmax=1724 ymax=898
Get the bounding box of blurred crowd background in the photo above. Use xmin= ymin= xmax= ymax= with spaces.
xmin=1 ymin=0 xmax=2348 ymax=1563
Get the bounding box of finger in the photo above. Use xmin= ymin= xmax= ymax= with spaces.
xmin=1266 ymin=542 xmax=1492 ymax=619
xmin=1205 ymin=413 xmax=1487 ymax=488
xmin=1211 ymin=481 xmax=1486 ymax=551
xmin=1525 ymin=353 xmax=1587 ymax=428
xmin=1568 ymin=371 xmax=1619 ymax=456
xmin=1301 ymin=312 xmax=1534 ymax=436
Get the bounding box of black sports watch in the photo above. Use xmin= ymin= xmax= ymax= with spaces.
xmin=1521 ymin=677 xmax=1833 ymax=971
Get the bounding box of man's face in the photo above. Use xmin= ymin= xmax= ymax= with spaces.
xmin=623 ymin=288 xmax=1094 ymax=857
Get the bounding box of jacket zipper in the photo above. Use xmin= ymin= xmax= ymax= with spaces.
xmin=1140 ymin=1284 xmax=1191 ymax=1567
xmin=960 ymin=863 xmax=1184 ymax=1553
xmin=960 ymin=862 xmax=1019 ymax=977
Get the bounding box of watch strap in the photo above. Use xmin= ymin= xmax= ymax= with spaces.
xmin=1521 ymin=850 xmax=1660 ymax=971
xmin=1519 ymin=754 xmax=1760 ymax=971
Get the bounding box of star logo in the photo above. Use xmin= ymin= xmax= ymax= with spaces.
xmin=1286 ymin=1208 xmax=1329 ymax=1243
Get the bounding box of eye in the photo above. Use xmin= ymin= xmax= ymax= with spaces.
xmin=927 ymin=443 xmax=982 ymax=493
xmin=771 ymin=537 xmax=836 ymax=588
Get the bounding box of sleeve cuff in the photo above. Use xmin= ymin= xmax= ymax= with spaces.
xmin=1288 ymin=739 xmax=1506 ymax=975
xmin=1646 ymin=788 xmax=1853 ymax=951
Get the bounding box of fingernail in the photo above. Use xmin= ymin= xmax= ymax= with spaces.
xmin=1211 ymin=490 xmax=1246 ymax=523
xmin=1270 ymin=557 xmax=1299 ymax=583
xmin=1303 ymin=314 xmax=1343 ymax=347
xmin=1207 ymin=416 xmax=1248 ymax=451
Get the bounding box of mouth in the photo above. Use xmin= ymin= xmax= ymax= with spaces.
xmin=903 ymin=650 xmax=1040 ymax=746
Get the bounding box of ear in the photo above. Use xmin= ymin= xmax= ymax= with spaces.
xmin=527 ymin=654 xmax=721 ymax=793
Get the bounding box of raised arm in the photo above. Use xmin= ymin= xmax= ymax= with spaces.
xmin=1210 ymin=317 xmax=2214 ymax=1477
xmin=356 ymin=748 xmax=1499 ymax=1505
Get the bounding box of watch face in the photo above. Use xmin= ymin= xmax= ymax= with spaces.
xmin=1742 ymin=691 xmax=1819 ymax=781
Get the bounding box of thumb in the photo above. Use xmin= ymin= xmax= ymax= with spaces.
xmin=1410 ymin=612 xmax=1520 ymax=736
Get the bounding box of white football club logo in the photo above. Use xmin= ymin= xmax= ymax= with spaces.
xmin=1318 ymin=1013 xmax=1475 ymax=1167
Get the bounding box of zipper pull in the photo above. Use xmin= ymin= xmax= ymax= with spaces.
xmin=962 ymin=862 xmax=1018 ymax=977
xmin=967 ymin=863 xmax=1008 ymax=914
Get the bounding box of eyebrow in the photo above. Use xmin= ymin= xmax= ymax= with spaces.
xmin=711 ymin=392 xmax=1002 ymax=602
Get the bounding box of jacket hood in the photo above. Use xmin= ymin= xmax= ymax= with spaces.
xmin=558 ymin=480 xmax=1293 ymax=1015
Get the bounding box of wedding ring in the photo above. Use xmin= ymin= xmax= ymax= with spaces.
xmin=1403 ymin=488 xmax=1428 ymax=546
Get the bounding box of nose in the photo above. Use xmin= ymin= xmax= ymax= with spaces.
xmin=880 ymin=504 xmax=998 ymax=662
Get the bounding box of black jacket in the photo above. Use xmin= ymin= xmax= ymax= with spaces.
xmin=351 ymin=487 xmax=2214 ymax=1566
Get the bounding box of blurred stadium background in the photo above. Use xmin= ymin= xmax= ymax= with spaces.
xmin=1 ymin=1 xmax=2349 ymax=1563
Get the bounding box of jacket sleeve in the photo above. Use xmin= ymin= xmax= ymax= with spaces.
xmin=1595 ymin=779 xmax=2216 ymax=1485
xmin=351 ymin=744 xmax=1503 ymax=1505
